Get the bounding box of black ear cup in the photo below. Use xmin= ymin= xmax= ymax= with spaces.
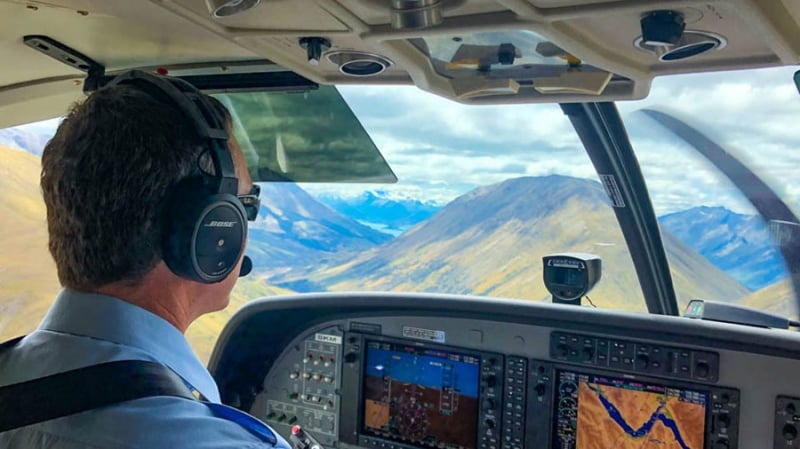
xmin=106 ymin=70 xmax=248 ymax=283
xmin=163 ymin=179 xmax=247 ymax=283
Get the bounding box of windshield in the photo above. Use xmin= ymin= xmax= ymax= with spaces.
xmin=621 ymin=66 xmax=800 ymax=319
xmin=1 ymin=66 xmax=797 ymax=362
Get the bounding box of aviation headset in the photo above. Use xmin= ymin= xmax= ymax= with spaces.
xmin=103 ymin=70 xmax=248 ymax=283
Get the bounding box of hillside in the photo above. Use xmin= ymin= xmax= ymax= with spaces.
xmin=275 ymin=176 xmax=750 ymax=311
xmin=0 ymin=144 xmax=292 ymax=363
xmin=0 ymin=145 xmax=60 ymax=338
xmin=659 ymin=206 xmax=785 ymax=290
xmin=740 ymin=279 xmax=798 ymax=320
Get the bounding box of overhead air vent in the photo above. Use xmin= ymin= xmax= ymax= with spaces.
xmin=326 ymin=51 xmax=393 ymax=77
xmin=635 ymin=10 xmax=726 ymax=62
xmin=205 ymin=0 xmax=260 ymax=18
xmin=634 ymin=30 xmax=726 ymax=61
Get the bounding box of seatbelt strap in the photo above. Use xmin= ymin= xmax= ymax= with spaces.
xmin=0 ymin=358 xmax=195 ymax=432
xmin=0 ymin=337 xmax=280 ymax=446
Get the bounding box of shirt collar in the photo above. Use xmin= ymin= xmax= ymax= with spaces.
xmin=39 ymin=289 xmax=221 ymax=403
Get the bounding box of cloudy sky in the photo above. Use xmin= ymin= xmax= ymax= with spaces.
xmin=297 ymin=65 xmax=800 ymax=216
xmin=5 ymin=66 xmax=799 ymax=216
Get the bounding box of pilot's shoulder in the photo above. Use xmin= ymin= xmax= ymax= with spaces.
xmin=4 ymin=396 xmax=278 ymax=449
xmin=95 ymin=396 xmax=279 ymax=448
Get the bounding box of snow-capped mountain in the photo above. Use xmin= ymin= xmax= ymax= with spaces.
xmin=315 ymin=190 xmax=441 ymax=235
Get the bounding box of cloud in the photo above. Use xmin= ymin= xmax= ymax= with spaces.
xmin=329 ymin=66 xmax=800 ymax=217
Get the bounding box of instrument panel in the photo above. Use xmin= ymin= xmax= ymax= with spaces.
xmin=208 ymin=293 xmax=800 ymax=449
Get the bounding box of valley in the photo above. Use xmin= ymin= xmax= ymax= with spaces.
xmin=0 ymin=133 xmax=797 ymax=363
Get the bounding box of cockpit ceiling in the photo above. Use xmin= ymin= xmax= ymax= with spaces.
xmin=1 ymin=0 xmax=799 ymax=124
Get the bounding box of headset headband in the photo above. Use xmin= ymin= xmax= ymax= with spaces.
xmin=104 ymin=70 xmax=238 ymax=196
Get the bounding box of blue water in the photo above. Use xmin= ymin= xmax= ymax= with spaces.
xmin=588 ymin=384 xmax=695 ymax=449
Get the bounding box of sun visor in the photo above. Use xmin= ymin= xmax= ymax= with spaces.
xmin=213 ymin=86 xmax=397 ymax=184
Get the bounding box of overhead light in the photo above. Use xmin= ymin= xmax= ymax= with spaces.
xmin=326 ymin=51 xmax=393 ymax=77
xmin=205 ymin=0 xmax=260 ymax=18
xmin=391 ymin=0 xmax=443 ymax=30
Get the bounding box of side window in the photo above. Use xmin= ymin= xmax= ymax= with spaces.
xmin=0 ymin=122 xmax=60 ymax=341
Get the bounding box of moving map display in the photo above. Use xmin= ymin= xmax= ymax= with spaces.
xmin=362 ymin=341 xmax=481 ymax=449
xmin=554 ymin=370 xmax=707 ymax=449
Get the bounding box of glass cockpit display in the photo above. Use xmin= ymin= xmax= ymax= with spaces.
xmin=553 ymin=370 xmax=707 ymax=449
xmin=362 ymin=341 xmax=481 ymax=449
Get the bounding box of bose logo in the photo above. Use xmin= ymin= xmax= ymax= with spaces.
xmin=205 ymin=221 xmax=236 ymax=228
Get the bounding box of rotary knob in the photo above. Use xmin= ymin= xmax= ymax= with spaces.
xmin=783 ymin=424 xmax=798 ymax=441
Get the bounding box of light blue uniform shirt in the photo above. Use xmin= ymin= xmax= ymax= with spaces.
xmin=0 ymin=289 xmax=290 ymax=449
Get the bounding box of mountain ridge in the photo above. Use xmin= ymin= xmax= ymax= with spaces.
xmin=658 ymin=205 xmax=785 ymax=290
xmin=271 ymin=175 xmax=749 ymax=311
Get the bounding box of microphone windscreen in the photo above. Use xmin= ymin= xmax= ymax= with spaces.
xmin=239 ymin=255 xmax=252 ymax=277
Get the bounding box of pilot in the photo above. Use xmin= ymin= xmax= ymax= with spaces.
xmin=0 ymin=71 xmax=289 ymax=449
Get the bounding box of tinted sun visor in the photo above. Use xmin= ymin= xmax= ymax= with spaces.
xmin=213 ymin=86 xmax=397 ymax=183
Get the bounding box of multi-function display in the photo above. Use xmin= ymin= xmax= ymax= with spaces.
xmin=362 ymin=340 xmax=481 ymax=449
xmin=553 ymin=370 xmax=708 ymax=449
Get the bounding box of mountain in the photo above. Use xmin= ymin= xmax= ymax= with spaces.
xmin=658 ymin=206 xmax=786 ymax=290
xmin=246 ymin=183 xmax=392 ymax=281
xmin=0 ymin=145 xmax=60 ymax=339
xmin=739 ymin=279 xmax=798 ymax=320
xmin=271 ymin=175 xmax=750 ymax=311
xmin=315 ymin=190 xmax=441 ymax=235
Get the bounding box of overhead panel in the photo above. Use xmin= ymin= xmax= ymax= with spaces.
xmin=3 ymin=0 xmax=800 ymax=118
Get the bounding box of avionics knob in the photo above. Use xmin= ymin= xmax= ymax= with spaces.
xmin=716 ymin=413 xmax=730 ymax=430
xmin=713 ymin=439 xmax=729 ymax=449
xmin=787 ymin=403 xmax=797 ymax=415
xmin=344 ymin=352 xmax=358 ymax=364
xmin=484 ymin=418 xmax=496 ymax=429
xmin=634 ymin=354 xmax=650 ymax=370
xmin=482 ymin=375 xmax=497 ymax=388
xmin=482 ymin=398 xmax=495 ymax=409
xmin=695 ymin=361 xmax=710 ymax=378
xmin=581 ymin=347 xmax=594 ymax=362
xmin=783 ymin=424 xmax=798 ymax=441
xmin=534 ymin=383 xmax=546 ymax=397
